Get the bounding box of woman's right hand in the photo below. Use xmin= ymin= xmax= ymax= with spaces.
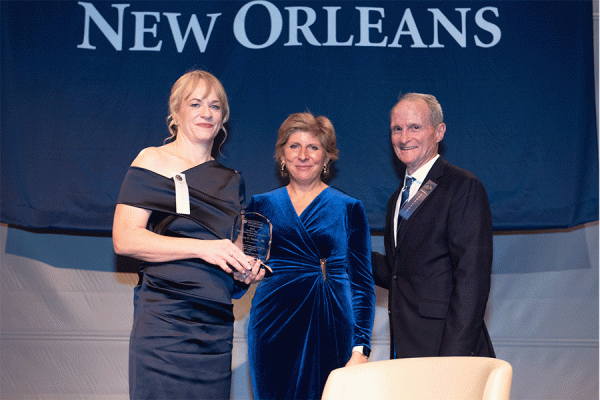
xmin=196 ymin=239 xmax=253 ymax=276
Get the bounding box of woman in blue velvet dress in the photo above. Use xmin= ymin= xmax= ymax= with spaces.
xmin=113 ymin=70 xmax=264 ymax=400
xmin=248 ymin=112 xmax=376 ymax=400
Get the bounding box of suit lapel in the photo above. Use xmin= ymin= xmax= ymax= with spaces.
xmin=385 ymin=187 xmax=402 ymax=259
xmin=395 ymin=157 xmax=447 ymax=255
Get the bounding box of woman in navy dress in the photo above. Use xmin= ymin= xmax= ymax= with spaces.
xmin=248 ymin=112 xmax=375 ymax=400
xmin=113 ymin=70 xmax=264 ymax=400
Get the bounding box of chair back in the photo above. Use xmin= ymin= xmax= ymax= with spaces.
xmin=321 ymin=356 xmax=513 ymax=400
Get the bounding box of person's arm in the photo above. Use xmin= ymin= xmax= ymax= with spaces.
xmin=438 ymin=177 xmax=493 ymax=355
xmin=371 ymin=251 xmax=390 ymax=290
xmin=371 ymin=192 xmax=397 ymax=290
xmin=345 ymin=201 xmax=375 ymax=366
xmin=113 ymin=203 xmax=253 ymax=278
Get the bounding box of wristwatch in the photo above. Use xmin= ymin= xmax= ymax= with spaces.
xmin=362 ymin=346 xmax=371 ymax=359
xmin=353 ymin=345 xmax=371 ymax=359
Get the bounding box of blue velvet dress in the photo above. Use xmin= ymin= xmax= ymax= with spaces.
xmin=117 ymin=160 xmax=247 ymax=400
xmin=247 ymin=187 xmax=375 ymax=400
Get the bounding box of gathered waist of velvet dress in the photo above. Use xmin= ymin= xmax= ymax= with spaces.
xmin=140 ymin=259 xmax=234 ymax=305
xmin=266 ymin=256 xmax=349 ymax=279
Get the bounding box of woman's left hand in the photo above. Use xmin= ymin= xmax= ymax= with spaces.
xmin=345 ymin=351 xmax=368 ymax=367
xmin=233 ymin=258 xmax=266 ymax=285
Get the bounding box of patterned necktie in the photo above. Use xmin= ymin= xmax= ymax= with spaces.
xmin=400 ymin=176 xmax=415 ymax=209
xmin=396 ymin=176 xmax=415 ymax=248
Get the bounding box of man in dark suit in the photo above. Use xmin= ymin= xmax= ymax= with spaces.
xmin=372 ymin=93 xmax=495 ymax=359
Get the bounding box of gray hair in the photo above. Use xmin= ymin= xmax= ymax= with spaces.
xmin=393 ymin=93 xmax=444 ymax=127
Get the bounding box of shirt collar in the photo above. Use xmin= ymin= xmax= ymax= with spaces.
xmin=405 ymin=154 xmax=440 ymax=186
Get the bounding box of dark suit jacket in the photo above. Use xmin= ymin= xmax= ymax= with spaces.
xmin=373 ymin=156 xmax=495 ymax=358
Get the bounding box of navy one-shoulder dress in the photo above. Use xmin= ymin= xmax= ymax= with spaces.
xmin=117 ymin=160 xmax=247 ymax=400
xmin=247 ymin=187 xmax=375 ymax=400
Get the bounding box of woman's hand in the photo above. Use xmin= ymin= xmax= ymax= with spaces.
xmin=233 ymin=258 xmax=266 ymax=285
xmin=345 ymin=351 xmax=368 ymax=367
xmin=197 ymin=239 xmax=253 ymax=275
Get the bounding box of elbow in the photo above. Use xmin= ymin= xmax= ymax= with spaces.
xmin=112 ymin=232 xmax=132 ymax=257
xmin=112 ymin=239 xmax=125 ymax=256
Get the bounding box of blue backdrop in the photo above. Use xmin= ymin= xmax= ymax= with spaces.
xmin=1 ymin=0 xmax=597 ymax=232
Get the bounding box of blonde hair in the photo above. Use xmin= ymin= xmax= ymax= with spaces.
xmin=166 ymin=70 xmax=230 ymax=142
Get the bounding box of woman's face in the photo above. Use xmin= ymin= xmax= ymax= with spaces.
xmin=282 ymin=131 xmax=329 ymax=186
xmin=173 ymin=80 xmax=223 ymax=145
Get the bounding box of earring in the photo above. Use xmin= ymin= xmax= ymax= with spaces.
xmin=281 ymin=163 xmax=286 ymax=171
xmin=323 ymin=164 xmax=328 ymax=174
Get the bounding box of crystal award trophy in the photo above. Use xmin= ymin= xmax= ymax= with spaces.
xmin=232 ymin=211 xmax=273 ymax=276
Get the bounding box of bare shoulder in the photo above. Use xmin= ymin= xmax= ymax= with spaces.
xmin=131 ymin=147 xmax=158 ymax=167
xmin=130 ymin=147 xmax=170 ymax=175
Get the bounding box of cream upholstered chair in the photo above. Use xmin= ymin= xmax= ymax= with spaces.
xmin=321 ymin=357 xmax=513 ymax=400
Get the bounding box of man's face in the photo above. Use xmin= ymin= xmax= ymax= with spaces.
xmin=390 ymin=99 xmax=445 ymax=175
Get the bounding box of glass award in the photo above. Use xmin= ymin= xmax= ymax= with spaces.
xmin=232 ymin=211 xmax=273 ymax=276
